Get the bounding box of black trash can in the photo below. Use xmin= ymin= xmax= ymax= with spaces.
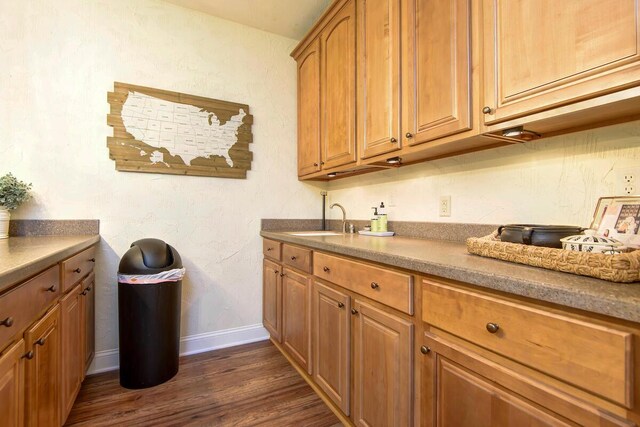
xmin=118 ymin=238 xmax=183 ymax=389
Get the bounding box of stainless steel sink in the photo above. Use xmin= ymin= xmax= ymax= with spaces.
xmin=286 ymin=231 xmax=343 ymax=236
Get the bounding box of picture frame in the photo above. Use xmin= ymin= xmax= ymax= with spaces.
xmin=590 ymin=196 xmax=640 ymax=248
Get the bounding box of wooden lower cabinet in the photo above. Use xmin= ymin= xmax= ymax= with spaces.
xmin=81 ymin=273 xmax=95 ymax=373
xmin=312 ymin=281 xmax=350 ymax=415
xmin=60 ymin=283 xmax=84 ymax=425
xmin=352 ymin=300 xmax=413 ymax=427
xmin=281 ymin=268 xmax=311 ymax=374
xmin=421 ymin=333 xmax=632 ymax=427
xmin=24 ymin=306 xmax=60 ymax=427
xmin=263 ymin=259 xmax=282 ymax=342
xmin=0 ymin=340 xmax=25 ymax=427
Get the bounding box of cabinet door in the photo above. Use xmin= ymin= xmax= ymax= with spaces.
xmin=281 ymin=268 xmax=311 ymax=374
xmin=81 ymin=272 xmax=95 ymax=373
xmin=321 ymin=0 xmax=357 ymax=169
xmin=60 ymin=283 xmax=83 ymax=425
xmin=402 ymin=0 xmax=472 ymax=146
xmin=24 ymin=305 xmax=60 ymax=427
xmin=0 ymin=340 xmax=25 ymax=427
xmin=312 ymin=282 xmax=350 ymax=415
xmin=483 ymin=0 xmax=640 ymax=125
xmin=357 ymin=0 xmax=401 ymax=159
xmin=263 ymin=259 xmax=282 ymax=342
xmin=352 ymin=300 xmax=413 ymax=427
xmin=297 ymin=38 xmax=322 ymax=176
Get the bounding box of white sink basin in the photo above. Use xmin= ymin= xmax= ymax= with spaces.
xmin=286 ymin=231 xmax=343 ymax=236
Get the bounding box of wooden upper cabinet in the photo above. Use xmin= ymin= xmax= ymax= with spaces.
xmin=402 ymin=0 xmax=473 ymax=146
xmin=297 ymin=38 xmax=322 ymax=177
xmin=357 ymin=0 xmax=402 ymax=159
xmin=320 ymin=0 xmax=357 ymax=170
xmin=482 ymin=0 xmax=640 ymax=125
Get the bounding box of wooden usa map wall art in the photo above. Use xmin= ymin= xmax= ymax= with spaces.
xmin=107 ymin=82 xmax=253 ymax=179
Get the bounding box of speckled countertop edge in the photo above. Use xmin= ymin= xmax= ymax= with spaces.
xmin=0 ymin=235 xmax=101 ymax=292
xmin=261 ymin=231 xmax=640 ymax=323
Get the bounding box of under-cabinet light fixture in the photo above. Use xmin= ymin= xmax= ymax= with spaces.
xmin=386 ymin=156 xmax=402 ymax=165
xmin=502 ymin=126 xmax=541 ymax=140
xmin=327 ymin=172 xmax=337 ymax=178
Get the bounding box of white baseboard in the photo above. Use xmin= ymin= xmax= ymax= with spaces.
xmin=88 ymin=324 xmax=269 ymax=375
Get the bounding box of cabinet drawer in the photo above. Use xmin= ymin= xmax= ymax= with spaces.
xmin=314 ymin=252 xmax=413 ymax=315
xmin=422 ymin=279 xmax=633 ymax=407
xmin=0 ymin=265 xmax=60 ymax=351
xmin=282 ymin=244 xmax=312 ymax=273
xmin=61 ymin=246 xmax=96 ymax=292
xmin=262 ymin=239 xmax=282 ymax=261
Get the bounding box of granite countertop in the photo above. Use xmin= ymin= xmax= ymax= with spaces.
xmin=261 ymin=230 xmax=640 ymax=323
xmin=0 ymin=235 xmax=101 ymax=293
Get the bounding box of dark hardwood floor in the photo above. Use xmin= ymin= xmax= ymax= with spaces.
xmin=65 ymin=340 xmax=341 ymax=426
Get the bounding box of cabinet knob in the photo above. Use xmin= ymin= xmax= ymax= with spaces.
xmin=89 ymin=258 xmax=96 ymax=263
xmin=46 ymin=284 xmax=57 ymax=292
xmin=390 ymin=137 xmax=397 ymax=143
xmin=280 ymin=273 xmax=285 ymax=277
xmin=290 ymin=256 xmax=297 ymax=261
xmin=23 ymin=351 xmax=34 ymax=360
xmin=351 ymin=308 xmax=358 ymax=315
xmin=73 ymin=268 xmax=82 ymax=274
xmin=85 ymin=286 xmax=92 ymax=292
xmin=323 ymin=266 xmax=330 ymax=272
xmin=35 ymin=338 xmax=46 ymax=346
xmin=405 ymin=132 xmax=413 ymax=139
xmin=320 ymin=161 xmax=325 ymax=166
xmin=482 ymin=106 xmax=493 ymax=114
xmin=1 ymin=317 xmax=14 ymax=327
xmin=370 ymin=282 xmax=379 ymax=289
xmin=274 ymin=269 xmax=279 ymax=274
xmin=420 ymin=346 xmax=431 ymax=355
xmin=338 ymin=302 xmax=344 ymax=308
xmin=267 ymin=247 xmax=272 ymax=251
xmin=486 ymin=322 xmax=500 ymax=334
xmin=313 ymin=163 xmax=318 ymax=167
xmin=81 ymin=290 xmax=87 ymax=296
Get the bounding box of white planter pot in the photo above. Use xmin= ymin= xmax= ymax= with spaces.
xmin=0 ymin=208 xmax=9 ymax=239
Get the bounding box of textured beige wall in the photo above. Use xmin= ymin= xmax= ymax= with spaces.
xmin=327 ymin=121 xmax=640 ymax=227
xmin=1 ymin=0 xmax=325 ymax=353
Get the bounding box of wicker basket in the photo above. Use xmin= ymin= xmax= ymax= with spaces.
xmin=466 ymin=231 xmax=640 ymax=283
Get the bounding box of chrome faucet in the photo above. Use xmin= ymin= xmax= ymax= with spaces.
xmin=330 ymin=203 xmax=351 ymax=233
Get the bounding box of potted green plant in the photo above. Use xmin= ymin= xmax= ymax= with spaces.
xmin=0 ymin=173 xmax=32 ymax=239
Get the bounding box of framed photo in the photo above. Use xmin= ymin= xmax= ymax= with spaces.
xmin=591 ymin=196 xmax=640 ymax=248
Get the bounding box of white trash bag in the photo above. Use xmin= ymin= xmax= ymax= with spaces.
xmin=118 ymin=267 xmax=186 ymax=284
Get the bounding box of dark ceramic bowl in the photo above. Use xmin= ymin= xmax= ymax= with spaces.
xmin=497 ymin=224 xmax=585 ymax=248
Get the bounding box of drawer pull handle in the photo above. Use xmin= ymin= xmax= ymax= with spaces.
xmin=73 ymin=268 xmax=82 ymax=274
xmin=0 ymin=317 xmax=14 ymax=327
xmin=290 ymin=256 xmax=297 ymax=261
xmin=267 ymin=247 xmax=272 ymax=251
xmin=90 ymin=258 xmax=96 ymax=263
xmin=23 ymin=351 xmax=34 ymax=360
xmin=351 ymin=308 xmax=358 ymax=315
xmin=35 ymin=338 xmax=46 ymax=346
xmin=370 ymin=282 xmax=379 ymax=289
xmin=420 ymin=346 xmax=431 ymax=355
xmin=486 ymin=322 xmax=500 ymax=334
xmin=338 ymin=302 xmax=344 ymax=308
xmin=46 ymin=285 xmax=57 ymax=292
xmin=323 ymin=266 xmax=330 ymax=272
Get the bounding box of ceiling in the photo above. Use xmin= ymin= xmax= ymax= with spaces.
xmin=161 ymin=0 xmax=332 ymax=40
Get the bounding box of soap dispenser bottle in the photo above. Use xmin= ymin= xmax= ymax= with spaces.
xmin=378 ymin=202 xmax=388 ymax=232
xmin=370 ymin=207 xmax=379 ymax=232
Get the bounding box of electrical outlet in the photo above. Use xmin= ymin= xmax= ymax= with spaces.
xmin=439 ymin=196 xmax=451 ymax=217
xmin=617 ymin=168 xmax=640 ymax=195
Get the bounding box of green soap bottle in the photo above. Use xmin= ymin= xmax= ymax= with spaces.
xmin=370 ymin=207 xmax=379 ymax=232
xmin=378 ymin=202 xmax=388 ymax=232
